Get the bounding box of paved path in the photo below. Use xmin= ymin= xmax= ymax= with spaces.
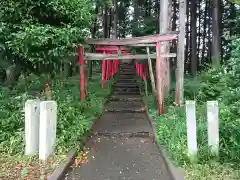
xmin=63 ymin=62 xmax=173 ymax=180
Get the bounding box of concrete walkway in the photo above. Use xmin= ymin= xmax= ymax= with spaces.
xmin=63 ymin=62 xmax=173 ymax=180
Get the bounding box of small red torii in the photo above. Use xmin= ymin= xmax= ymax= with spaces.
xmin=78 ymin=32 xmax=178 ymax=115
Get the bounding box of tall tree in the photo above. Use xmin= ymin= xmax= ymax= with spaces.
xmin=113 ymin=0 xmax=118 ymax=39
xmin=185 ymin=0 xmax=190 ymax=72
xmin=191 ymin=0 xmax=197 ymax=76
xmin=212 ymin=0 xmax=221 ymax=68
xmin=201 ymin=0 xmax=208 ymax=66
xmin=175 ymin=0 xmax=186 ymax=106
xmin=159 ymin=0 xmax=172 ymax=94
xmin=103 ymin=5 xmax=109 ymax=38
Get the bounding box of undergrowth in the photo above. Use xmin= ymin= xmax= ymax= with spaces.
xmin=0 ymin=71 xmax=113 ymax=179
xmin=142 ymin=37 xmax=240 ymax=179
xmin=0 ymin=71 xmax=113 ymax=156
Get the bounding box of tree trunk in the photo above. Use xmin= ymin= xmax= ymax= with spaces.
xmin=211 ymin=0 xmax=221 ymax=68
xmin=63 ymin=61 xmax=71 ymax=77
xmin=175 ymin=0 xmax=186 ymax=106
xmin=108 ymin=8 xmax=112 ymax=38
xmin=159 ymin=0 xmax=171 ymax=95
xmin=185 ymin=0 xmax=190 ymax=73
xmin=201 ymin=0 xmax=208 ymax=68
xmin=147 ymin=47 xmax=157 ymax=101
xmin=191 ymin=0 xmax=197 ymax=76
xmin=207 ymin=0 xmax=212 ymax=64
xmin=103 ymin=5 xmax=109 ymax=38
xmin=113 ymin=0 xmax=118 ymax=39
xmin=132 ymin=0 xmax=140 ymax=37
xmin=171 ymin=0 xmax=178 ymax=81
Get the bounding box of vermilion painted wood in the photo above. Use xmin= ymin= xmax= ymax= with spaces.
xmin=79 ymin=47 xmax=85 ymax=100
xmin=101 ymin=60 xmax=106 ymax=88
xmin=85 ymin=32 xmax=178 ymax=45
xmin=107 ymin=60 xmax=111 ymax=79
xmin=96 ymin=46 xmax=132 ymax=82
xmin=96 ymin=47 xmax=127 ymax=51
xmin=140 ymin=64 xmax=143 ymax=79
xmin=136 ymin=63 xmax=138 ymax=75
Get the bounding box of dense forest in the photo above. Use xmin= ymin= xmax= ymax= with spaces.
xmin=0 ymin=0 xmax=239 ymax=78
xmin=0 ymin=0 xmax=240 ymax=179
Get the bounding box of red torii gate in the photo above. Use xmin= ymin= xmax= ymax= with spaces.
xmin=78 ymin=32 xmax=179 ymax=115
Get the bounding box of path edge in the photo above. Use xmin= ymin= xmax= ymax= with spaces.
xmin=48 ymin=82 xmax=115 ymax=180
xmin=144 ymin=104 xmax=184 ymax=180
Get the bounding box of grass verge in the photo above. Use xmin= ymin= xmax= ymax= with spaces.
xmin=0 ymin=71 xmax=113 ymax=179
xmin=143 ymin=94 xmax=240 ymax=180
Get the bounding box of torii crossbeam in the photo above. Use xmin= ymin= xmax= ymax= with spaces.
xmin=79 ymin=31 xmax=180 ymax=115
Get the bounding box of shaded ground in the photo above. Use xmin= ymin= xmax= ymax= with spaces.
xmin=63 ymin=62 xmax=172 ymax=180
xmin=92 ymin=112 xmax=152 ymax=134
xmin=65 ymin=136 xmax=171 ymax=180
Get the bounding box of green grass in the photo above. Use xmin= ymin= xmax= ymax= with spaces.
xmin=0 ymin=70 xmax=114 ymax=179
xmin=143 ymin=93 xmax=240 ymax=180
xmin=139 ymin=37 xmax=240 ymax=179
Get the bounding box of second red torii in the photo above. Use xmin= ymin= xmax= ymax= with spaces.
xmin=79 ymin=32 xmax=179 ymax=115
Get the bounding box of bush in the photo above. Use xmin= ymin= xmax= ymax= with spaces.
xmin=143 ymin=37 xmax=240 ymax=179
xmin=0 ymin=72 xmax=113 ymax=155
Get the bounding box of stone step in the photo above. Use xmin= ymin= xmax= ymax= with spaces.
xmin=105 ymin=101 xmax=144 ymax=109
xmin=114 ymin=88 xmax=139 ymax=93
xmin=115 ymin=83 xmax=138 ymax=88
xmin=118 ymin=74 xmax=136 ymax=77
xmin=117 ymin=79 xmax=137 ymax=82
xmin=115 ymin=86 xmax=139 ymax=89
xmin=118 ymin=71 xmax=135 ymax=73
xmin=105 ymin=107 xmax=145 ymax=113
xmin=113 ymin=91 xmax=140 ymax=95
xmin=105 ymin=108 xmax=145 ymax=113
xmin=115 ymin=83 xmax=139 ymax=87
xmin=118 ymin=68 xmax=135 ymax=71
xmin=118 ymin=71 xmax=135 ymax=74
xmin=92 ymin=112 xmax=152 ymax=135
xmin=118 ymin=74 xmax=135 ymax=77
xmin=117 ymin=79 xmax=136 ymax=82
xmin=118 ymin=74 xmax=136 ymax=78
xmin=109 ymin=95 xmax=142 ymax=102
xmin=118 ymin=68 xmax=135 ymax=70
xmin=114 ymin=86 xmax=139 ymax=90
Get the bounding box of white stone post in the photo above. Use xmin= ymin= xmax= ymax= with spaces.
xmin=207 ymin=101 xmax=219 ymax=155
xmin=185 ymin=100 xmax=197 ymax=158
xmin=39 ymin=101 xmax=57 ymax=161
xmin=25 ymin=99 xmax=40 ymax=156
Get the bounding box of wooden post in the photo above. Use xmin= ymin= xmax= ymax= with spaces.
xmin=212 ymin=0 xmax=221 ymax=69
xmin=79 ymin=46 xmax=85 ymax=100
xmin=101 ymin=60 xmax=106 ymax=88
xmin=84 ymin=61 xmax=89 ymax=96
xmin=159 ymin=0 xmax=171 ymax=95
xmin=143 ymin=64 xmax=148 ymax=96
xmin=207 ymin=101 xmax=219 ymax=156
xmin=25 ymin=99 xmax=40 ymax=156
xmin=185 ymin=100 xmax=197 ymax=159
xmin=88 ymin=45 xmax=94 ymax=80
xmin=175 ymin=0 xmax=186 ymax=106
xmin=146 ymin=47 xmax=157 ymax=101
xmin=116 ymin=46 xmax=121 ymax=74
xmin=39 ymin=101 xmax=57 ymax=161
xmin=156 ymin=42 xmax=164 ymax=115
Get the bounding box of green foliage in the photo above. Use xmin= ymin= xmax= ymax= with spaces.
xmin=0 ymin=0 xmax=94 ymax=72
xmin=0 ymin=72 xmax=113 ymax=155
xmin=142 ymin=36 xmax=240 ymax=179
xmin=183 ymin=37 xmax=240 ymax=164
